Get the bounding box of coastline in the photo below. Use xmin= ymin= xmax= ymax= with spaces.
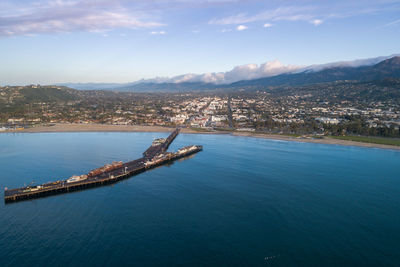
xmin=231 ymin=132 xmax=400 ymax=150
xmin=2 ymin=123 xmax=400 ymax=150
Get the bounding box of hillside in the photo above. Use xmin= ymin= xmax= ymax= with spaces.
xmin=0 ymin=85 xmax=81 ymax=104
xmin=266 ymin=79 xmax=400 ymax=102
xmin=229 ymin=56 xmax=400 ymax=89
xmin=0 ymin=85 xmax=83 ymax=115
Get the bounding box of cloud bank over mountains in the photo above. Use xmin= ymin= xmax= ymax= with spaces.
xmin=59 ymin=54 xmax=400 ymax=90
xmin=298 ymin=54 xmax=400 ymax=73
xmin=133 ymin=54 xmax=400 ymax=85
xmin=140 ymin=59 xmax=301 ymax=85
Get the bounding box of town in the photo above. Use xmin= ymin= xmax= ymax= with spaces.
xmin=1 ymin=82 xmax=399 ymax=138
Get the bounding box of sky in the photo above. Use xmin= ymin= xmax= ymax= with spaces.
xmin=0 ymin=0 xmax=399 ymax=85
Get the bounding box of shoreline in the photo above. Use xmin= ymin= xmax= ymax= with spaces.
xmin=2 ymin=123 xmax=400 ymax=151
xmin=231 ymin=132 xmax=400 ymax=151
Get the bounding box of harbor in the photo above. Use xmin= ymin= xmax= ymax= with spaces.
xmin=4 ymin=129 xmax=202 ymax=203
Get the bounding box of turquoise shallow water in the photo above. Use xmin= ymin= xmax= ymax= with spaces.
xmin=1 ymin=132 xmax=400 ymax=266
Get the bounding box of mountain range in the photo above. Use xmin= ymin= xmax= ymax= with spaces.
xmin=60 ymin=55 xmax=400 ymax=92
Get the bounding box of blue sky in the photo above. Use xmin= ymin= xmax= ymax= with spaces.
xmin=0 ymin=0 xmax=399 ymax=85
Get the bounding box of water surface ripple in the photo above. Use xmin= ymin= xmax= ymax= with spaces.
xmin=1 ymin=132 xmax=399 ymax=266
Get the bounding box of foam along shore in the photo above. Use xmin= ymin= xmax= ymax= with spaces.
xmin=3 ymin=123 xmax=400 ymax=150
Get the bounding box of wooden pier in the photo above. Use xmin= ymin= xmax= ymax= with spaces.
xmin=4 ymin=129 xmax=202 ymax=203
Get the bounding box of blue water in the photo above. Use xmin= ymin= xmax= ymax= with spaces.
xmin=1 ymin=132 xmax=400 ymax=266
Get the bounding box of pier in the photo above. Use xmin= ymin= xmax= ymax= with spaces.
xmin=4 ymin=129 xmax=202 ymax=203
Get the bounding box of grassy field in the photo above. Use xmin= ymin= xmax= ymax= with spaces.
xmin=329 ymin=135 xmax=400 ymax=146
xmin=279 ymin=133 xmax=302 ymax=137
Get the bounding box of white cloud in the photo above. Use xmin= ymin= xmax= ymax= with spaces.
xmin=150 ymin=31 xmax=166 ymax=35
xmin=142 ymin=59 xmax=301 ymax=84
xmin=209 ymin=2 xmax=400 ymax=27
xmin=209 ymin=6 xmax=315 ymax=25
xmin=236 ymin=25 xmax=248 ymax=31
xmin=0 ymin=1 xmax=165 ymax=37
xmin=263 ymin=23 xmax=272 ymax=28
xmin=385 ymin=18 xmax=400 ymax=27
xmin=298 ymin=54 xmax=400 ymax=72
xmin=311 ymin=19 xmax=323 ymax=26
xmin=137 ymin=54 xmax=400 ymax=85
xmin=2 ymin=1 xmax=398 ymax=37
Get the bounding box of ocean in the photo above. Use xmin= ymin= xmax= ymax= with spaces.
xmin=1 ymin=132 xmax=399 ymax=266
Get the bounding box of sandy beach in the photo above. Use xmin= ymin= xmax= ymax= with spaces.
xmin=2 ymin=123 xmax=400 ymax=150
xmin=231 ymin=132 xmax=400 ymax=150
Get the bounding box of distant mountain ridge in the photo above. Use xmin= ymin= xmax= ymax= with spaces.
xmin=59 ymin=55 xmax=400 ymax=92
xmin=230 ymin=56 xmax=400 ymax=88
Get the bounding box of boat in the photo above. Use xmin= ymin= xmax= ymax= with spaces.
xmin=66 ymin=175 xmax=88 ymax=183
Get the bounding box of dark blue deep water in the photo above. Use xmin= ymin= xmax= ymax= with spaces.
xmin=1 ymin=132 xmax=400 ymax=266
